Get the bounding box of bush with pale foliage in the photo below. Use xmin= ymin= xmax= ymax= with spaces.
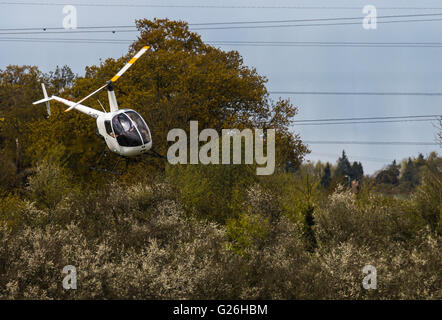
xmin=0 ymin=162 xmax=440 ymax=299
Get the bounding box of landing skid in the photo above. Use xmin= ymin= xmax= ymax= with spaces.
xmin=90 ymin=147 xmax=127 ymax=175
xmin=146 ymin=149 xmax=167 ymax=160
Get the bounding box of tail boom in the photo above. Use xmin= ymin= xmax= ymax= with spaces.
xmin=33 ymin=89 xmax=104 ymax=119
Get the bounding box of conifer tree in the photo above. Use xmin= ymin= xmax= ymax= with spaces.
xmin=320 ymin=162 xmax=332 ymax=189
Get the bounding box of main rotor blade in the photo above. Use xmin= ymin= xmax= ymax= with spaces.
xmin=64 ymin=45 xmax=150 ymax=113
xmin=64 ymin=83 xmax=107 ymax=112
xmin=110 ymin=46 xmax=150 ymax=82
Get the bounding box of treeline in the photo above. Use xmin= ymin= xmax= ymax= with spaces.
xmin=0 ymin=65 xmax=76 ymax=191
xmin=313 ymin=150 xmax=364 ymax=191
xmin=372 ymin=153 xmax=440 ymax=195
xmin=0 ymin=19 xmax=440 ymax=299
xmin=312 ymin=151 xmax=440 ymax=196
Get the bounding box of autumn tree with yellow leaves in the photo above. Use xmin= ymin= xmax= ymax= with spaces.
xmin=22 ymin=19 xmax=307 ymax=180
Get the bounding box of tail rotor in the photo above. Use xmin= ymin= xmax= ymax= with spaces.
xmin=41 ymin=83 xmax=51 ymax=116
xmin=33 ymin=83 xmax=52 ymax=117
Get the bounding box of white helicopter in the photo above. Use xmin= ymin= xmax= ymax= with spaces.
xmin=33 ymin=46 xmax=153 ymax=161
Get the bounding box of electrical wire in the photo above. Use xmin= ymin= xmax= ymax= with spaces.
xmin=3 ymin=13 xmax=442 ymax=34
xmin=2 ymin=2 xmax=442 ymax=10
xmin=4 ymin=37 xmax=442 ymax=49
xmin=271 ymin=91 xmax=442 ymax=96
xmin=303 ymin=141 xmax=438 ymax=145
xmin=295 ymin=119 xmax=438 ymax=125
xmin=294 ymin=115 xmax=441 ymax=122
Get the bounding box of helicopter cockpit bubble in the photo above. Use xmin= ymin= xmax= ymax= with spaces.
xmin=111 ymin=111 xmax=151 ymax=147
xmin=125 ymin=110 xmax=151 ymax=144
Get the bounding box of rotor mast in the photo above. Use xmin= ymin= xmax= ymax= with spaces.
xmin=107 ymin=81 xmax=119 ymax=113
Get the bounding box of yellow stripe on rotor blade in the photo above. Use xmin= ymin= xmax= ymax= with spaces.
xmin=110 ymin=46 xmax=150 ymax=82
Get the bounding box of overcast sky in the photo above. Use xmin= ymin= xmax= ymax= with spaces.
xmin=1 ymin=0 xmax=441 ymax=174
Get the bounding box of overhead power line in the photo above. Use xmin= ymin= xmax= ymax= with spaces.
xmin=271 ymin=91 xmax=442 ymax=96
xmin=210 ymin=41 xmax=442 ymax=48
xmin=293 ymin=115 xmax=441 ymax=126
xmin=0 ymin=25 xmax=134 ymax=32
xmin=4 ymin=12 xmax=442 ymax=31
xmin=0 ymin=29 xmax=136 ymax=35
xmin=5 ymin=38 xmax=442 ymax=49
xmin=2 ymin=2 xmax=442 ymax=10
xmin=192 ymin=18 xmax=442 ymax=31
xmin=3 ymin=13 xmax=442 ymax=34
xmin=188 ymin=13 xmax=442 ymax=25
xmin=294 ymin=115 xmax=441 ymax=122
xmin=4 ymin=37 xmax=442 ymax=48
xmin=0 ymin=38 xmax=132 ymax=44
xmin=4 ymin=37 xmax=442 ymax=49
xmin=295 ymin=119 xmax=437 ymax=125
xmin=304 ymin=141 xmax=438 ymax=146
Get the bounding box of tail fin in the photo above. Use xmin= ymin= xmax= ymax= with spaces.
xmin=33 ymin=83 xmax=51 ymax=116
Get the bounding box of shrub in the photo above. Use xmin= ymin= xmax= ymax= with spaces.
xmin=27 ymin=160 xmax=72 ymax=209
xmin=413 ymin=167 xmax=442 ymax=232
xmin=314 ymin=188 xmax=426 ymax=248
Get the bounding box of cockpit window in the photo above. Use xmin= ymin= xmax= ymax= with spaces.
xmin=125 ymin=111 xmax=151 ymax=144
xmin=112 ymin=113 xmax=142 ymax=147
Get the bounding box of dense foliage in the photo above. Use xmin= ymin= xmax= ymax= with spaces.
xmin=0 ymin=160 xmax=440 ymax=299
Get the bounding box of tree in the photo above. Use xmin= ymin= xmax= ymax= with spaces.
xmin=415 ymin=153 xmax=426 ymax=168
xmin=0 ymin=151 xmax=17 ymax=191
xmin=400 ymin=158 xmax=419 ymax=188
xmin=350 ymin=161 xmax=364 ymax=182
xmin=320 ymin=162 xmax=332 ymax=189
xmin=24 ymin=19 xmax=308 ymax=179
xmin=0 ymin=66 xmax=47 ymax=151
xmin=414 ymin=164 xmax=442 ymax=232
xmin=0 ymin=65 xmax=49 ymax=186
xmin=48 ymin=65 xmax=76 ymax=93
xmin=375 ymin=160 xmax=400 ymax=185
xmin=334 ymin=150 xmax=352 ymax=185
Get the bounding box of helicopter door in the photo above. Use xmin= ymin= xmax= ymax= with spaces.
xmin=125 ymin=111 xmax=151 ymax=144
xmin=104 ymin=120 xmax=115 ymax=138
xmin=112 ymin=113 xmax=143 ymax=147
